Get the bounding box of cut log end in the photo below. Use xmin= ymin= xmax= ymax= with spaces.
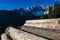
xmin=1 ymin=33 xmax=11 ymax=40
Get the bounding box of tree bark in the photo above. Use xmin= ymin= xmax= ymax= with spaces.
xmin=5 ymin=27 xmax=47 ymax=40
xmin=1 ymin=33 xmax=11 ymax=40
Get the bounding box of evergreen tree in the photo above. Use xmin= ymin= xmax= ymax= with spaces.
xmin=54 ymin=1 xmax=60 ymax=18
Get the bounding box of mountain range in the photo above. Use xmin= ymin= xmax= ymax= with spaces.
xmin=0 ymin=5 xmax=49 ymax=35
xmin=14 ymin=5 xmax=49 ymax=16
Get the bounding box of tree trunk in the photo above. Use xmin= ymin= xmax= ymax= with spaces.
xmin=5 ymin=27 xmax=47 ymax=40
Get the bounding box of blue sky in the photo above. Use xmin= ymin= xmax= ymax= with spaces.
xmin=0 ymin=0 xmax=57 ymax=10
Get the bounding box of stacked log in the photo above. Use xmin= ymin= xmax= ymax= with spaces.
xmin=1 ymin=33 xmax=11 ymax=40
xmin=21 ymin=26 xmax=60 ymax=40
xmin=1 ymin=27 xmax=48 ymax=40
xmin=24 ymin=18 xmax=60 ymax=29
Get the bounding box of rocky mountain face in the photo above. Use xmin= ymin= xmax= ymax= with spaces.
xmin=14 ymin=5 xmax=49 ymax=19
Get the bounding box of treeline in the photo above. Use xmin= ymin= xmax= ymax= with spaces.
xmin=40 ymin=1 xmax=60 ymax=19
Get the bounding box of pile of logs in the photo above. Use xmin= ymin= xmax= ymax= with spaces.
xmin=21 ymin=26 xmax=60 ymax=40
xmin=1 ymin=27 xmax=48 ymax=40
xmin=24 ymin=18 xmax=60 ymax=29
